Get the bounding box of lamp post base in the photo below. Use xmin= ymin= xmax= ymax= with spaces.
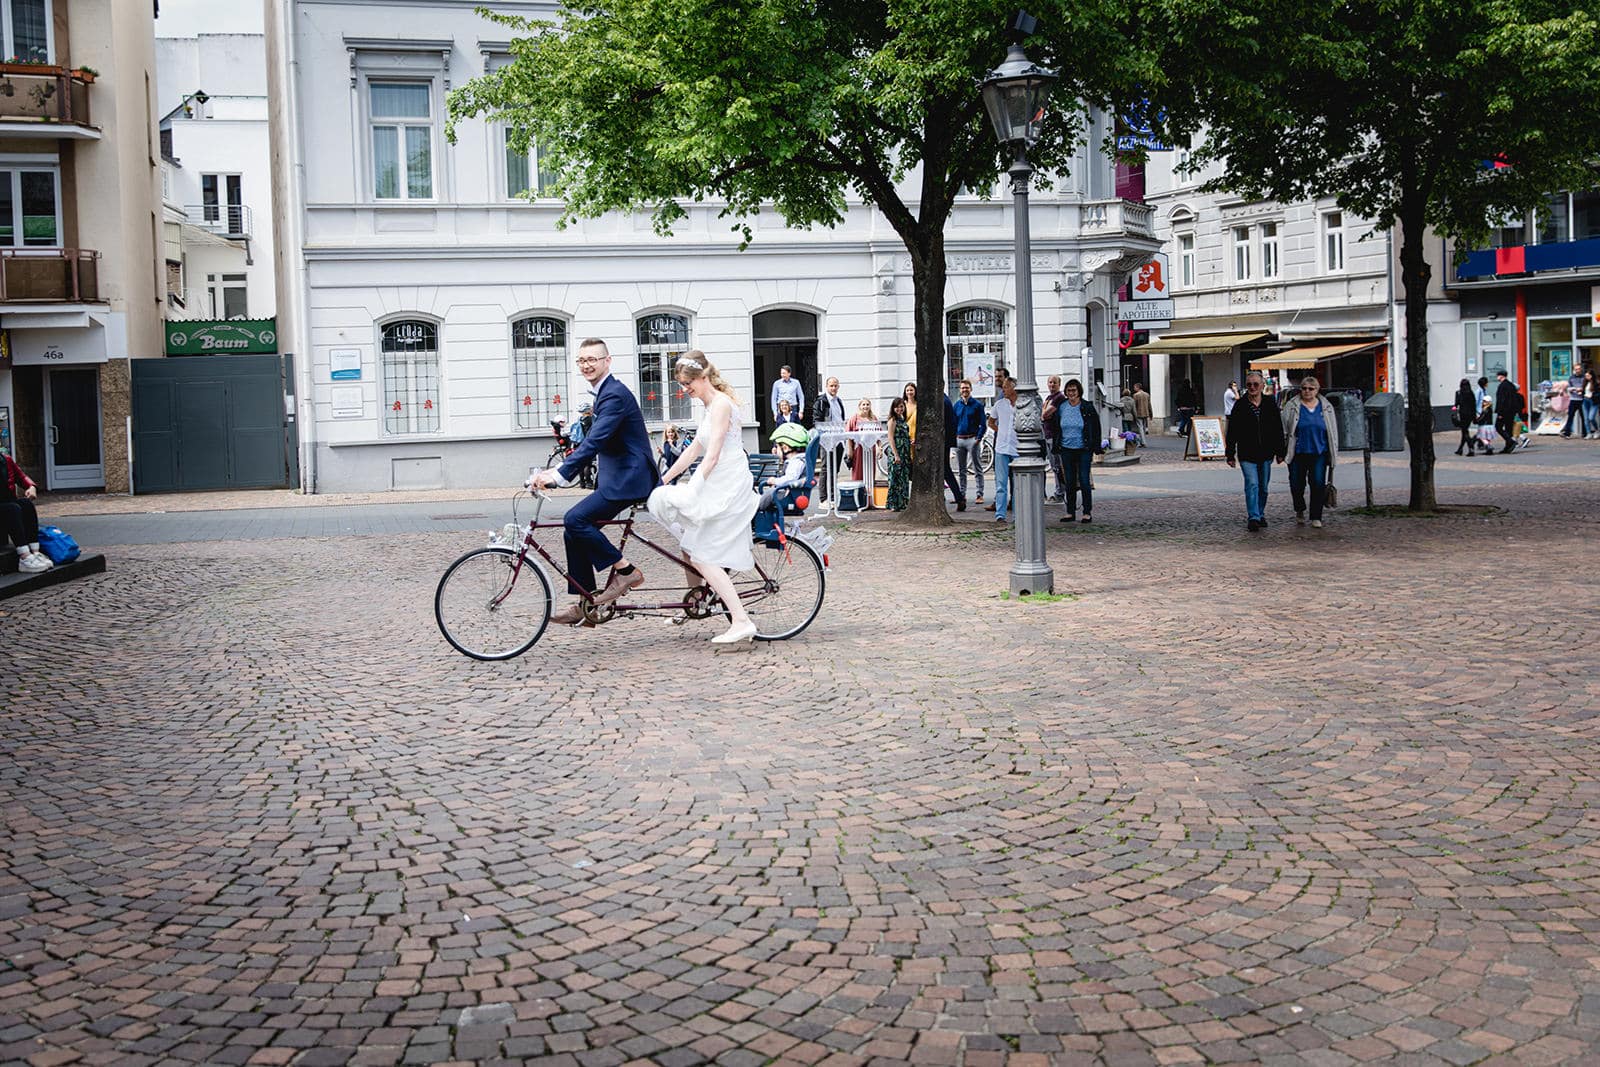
xmin=1008 ymin=455 xmax=1054 ymax=596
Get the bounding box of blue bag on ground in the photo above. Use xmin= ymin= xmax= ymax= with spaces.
xmin=37 ymin=525 xmax=80 ymax=565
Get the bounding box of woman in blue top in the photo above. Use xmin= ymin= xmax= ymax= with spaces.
xmin=1042 ymin=379 xmax=1103 ymax=524
xmin=1282 ymin=376 xmax=1339 ymax=528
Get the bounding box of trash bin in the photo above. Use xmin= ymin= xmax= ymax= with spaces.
xmin=1364 ymin=392 xmax=1406 ymax=451
xmin=1326 ymin=390 xmax=1368 ymax=451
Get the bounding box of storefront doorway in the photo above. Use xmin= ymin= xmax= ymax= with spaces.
xmin=44 ymin=367 xmax=102 ymax=489
xmin=752 ymin=309 xmax=818 ymax=442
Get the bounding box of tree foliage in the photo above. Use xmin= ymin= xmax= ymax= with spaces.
xmin=449 ymin=0 xmax=1151 ymax=524
xmin=1137 ymin=0 xmax=1600 ymax=508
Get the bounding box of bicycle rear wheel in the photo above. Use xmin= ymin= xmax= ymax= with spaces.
xmin=727 ymin=535 xmax=825 ymax=640
xmin=980 ymin=436 xmax=995 ymax=474
xmin=436 ymin=546 xmax=553 ymax=660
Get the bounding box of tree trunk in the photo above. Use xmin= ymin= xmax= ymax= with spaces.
xmin=903 ymin=229 xmax=954 ymax=526
xmin=1398 ymin=191 xmax=1437 ymax=511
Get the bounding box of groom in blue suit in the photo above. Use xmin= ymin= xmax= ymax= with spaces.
xmin=529 ymin=338 xmax=660 ymax=625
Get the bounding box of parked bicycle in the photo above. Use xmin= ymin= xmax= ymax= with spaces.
xmin=435 ymin=489 xmax=829 ymax=660
xmin=544 ymin=419 xmax=598 ymax=490
xmin=873 ymin=429 xmax=996 ymax=478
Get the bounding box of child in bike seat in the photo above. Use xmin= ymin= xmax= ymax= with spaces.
xmin=758 ymin=423 xmax=811 ymax=511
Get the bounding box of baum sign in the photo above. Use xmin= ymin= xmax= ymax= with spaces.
xmin=165 ymin=319 xmax=278 ymax=356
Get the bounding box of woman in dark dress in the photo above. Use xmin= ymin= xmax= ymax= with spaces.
xmin=1454 ymin=378 xmax=1478 ymax=455
xmin=885 ymin=397 xmax=912 ymax=511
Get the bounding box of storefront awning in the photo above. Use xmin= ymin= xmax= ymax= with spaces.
xmin=1126 ymin=331 xmax=1270 ymax=355
xmin=1248 ymin=339 xmax=1385 ymax=370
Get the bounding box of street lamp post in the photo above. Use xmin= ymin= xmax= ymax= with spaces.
xmin=981 ymin=16 xmax=1057 ymax=596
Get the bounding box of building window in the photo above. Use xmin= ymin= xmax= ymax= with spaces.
xmin=381 ymin=319 xmax=441 ymax=434
xmin=505 ymin=130 xmax=559 ymax=198
xmin=2 ymin=0 xmax=52 ymax=65
xmin=1571 ymin=189 xmax=1600 ymax=241
xmin=511 ymin=316 xmax=568 ymax=430
xmin=1261 ymin=221 xmax=1280 ymax=279
xmin=0 ymin=167 xmax=58 ymax=246
xmin=945 ymin=306 xmax=1007 ymax=400
xmin=1535 ymin=192 xmax=1570 ymax=244
xmin=1178 ymin=233 xmax=1195 ymax=287
xmin=636 ymin=313 xmax=692 ymax=424
xmin=370 ymin=82 xmax=434 ymax=200
xmin=206 ymin=273 xmax=247 ymax=319
xmin=1492 ymin=209 xmax=1528 ymax=248
xmin=1231 ymin=226 xmax=1252 ymax=282
xmin=201 ymin=173 xmax=244 ymax=234
xmin=1322 ymin=211 xmax=1345 ymax=272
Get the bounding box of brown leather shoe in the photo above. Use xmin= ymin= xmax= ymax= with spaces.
xmin=550 ymin=603 xmax=589 ymax=625
xmin=591 ymin=567 xmax=645 ymax=606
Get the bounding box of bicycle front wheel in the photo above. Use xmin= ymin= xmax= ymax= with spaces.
xmin=435 ymin=546 xmax=553 ymax=660
xmin=980 ymin=437 xmax=995 ymax=474
xmin=728 ymin=535 xmax=825 ymax=640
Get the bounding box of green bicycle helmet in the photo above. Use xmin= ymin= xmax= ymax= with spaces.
xmin=770 ymin=423 xmax=810 ymax=450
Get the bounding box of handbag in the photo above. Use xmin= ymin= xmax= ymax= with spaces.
xmin=1324 ymin=477 xmax=1338 ymax=509
xmin=36 ymin=525 xmax=80 ymax=565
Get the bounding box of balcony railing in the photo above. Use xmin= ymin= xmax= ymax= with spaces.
xmin=0 ymin=249 xmax=100 ymax=302
xmin=0 ymin=66 xmax=92 ymax=130
xmin=1452 ymin=236 xmax=1600 ymax=282
xmin=1082 ymin=198 xmax=1157 ymax=239
xmin=184 ymin=204 xmax=252 ymax=240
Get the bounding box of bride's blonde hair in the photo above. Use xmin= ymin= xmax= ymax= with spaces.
xmin=674 ymin=350 xmax=741 ymax=406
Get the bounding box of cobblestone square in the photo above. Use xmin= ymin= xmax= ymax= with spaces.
xmin=3 ymin=477 xmax=1599 ymax=1065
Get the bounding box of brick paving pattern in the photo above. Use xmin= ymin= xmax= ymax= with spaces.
xmin=3 ymin=479 xmax=1599 ymax=1065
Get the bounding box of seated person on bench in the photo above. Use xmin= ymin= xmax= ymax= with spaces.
xmin=1 ymin=452 xmax=49 ymax=572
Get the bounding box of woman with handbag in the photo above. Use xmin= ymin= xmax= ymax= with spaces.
xmin=1454 ymin=378 xmax=1479 ymax=455
xmin=1282 ymin=376 xmax=1339 ymax=529
xmin=1 ymin=452 xmax=51 ymax=572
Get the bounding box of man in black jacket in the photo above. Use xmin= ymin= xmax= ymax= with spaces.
xmin=1494 ymin=370 xmax=1524 ymax=454
xmin=1224 ymin=371 xmax=1286 ymax=531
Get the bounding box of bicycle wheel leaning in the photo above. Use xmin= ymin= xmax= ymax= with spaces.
xmin=726 ymin=535 xmax=825 ymax=640
xmin=979 ymin=435 xmax=995 ymax=474
xmin=435 ymin=546 xmax=553 ymax=660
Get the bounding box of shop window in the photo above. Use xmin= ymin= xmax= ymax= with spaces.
xmin=1261 ymin=221 xmax=1280 ymax=279
xmin=1178 ymin=233 xmax=1195 ymax=287
xmin=636 ymin=313 xmax=692 ymax=424
xmin=945 ymin=306 xmax=1007 ymax=400
xmin=1231 ymin=226 xmax=1252 ymax=282
xmin=381 ymin=319 xmax=441 ymax=434
xmin=370 ymin=81 xmax=434 ymax=200
xmin=511 ymin=316 xmax=568 ymax=430
xmin=1322 ymin=211 xmax=1345 ymax=273
xmin=1530 ymin=317 xmax=1575 ymax=386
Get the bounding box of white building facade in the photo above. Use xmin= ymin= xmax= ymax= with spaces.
xmin=1135 ymin=150 xmax=1394 ymax=425
xmin=156 ymin=32 xmax=275 ymax=323
xmin=267 ymin=0 xmax=1158 ymax=493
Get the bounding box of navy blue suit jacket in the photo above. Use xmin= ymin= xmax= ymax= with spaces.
xmin=559 ymin=375 xmax=660 ymax=501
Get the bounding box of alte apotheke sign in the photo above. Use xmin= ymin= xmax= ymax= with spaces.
xmin=165 ymin=319 xmax=278 ymax=356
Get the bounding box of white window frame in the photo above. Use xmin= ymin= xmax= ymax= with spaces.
xmin=379 ymin=317 xmax=443 ymax=436
xmin=1322 ymin=210 xmax=1346 ymax=273
xmin=1 ymin=0 xmax=54 ymax=65
xmin=510 ymin=314 xmax=570 ymax=431
xmin=367 ymin=81 xmax=436 ymax=201
xmin=1231 ymin=225 xmax=1252 ymax=282
xmin=636 ymin=311 xmax=694 ymax=425
xmin=348 ymin=41 xmax=450 ymax=205
xmin=0 ymin=156 xmax=62 ymax=249
xmin=501 ymin=127 xmax=559 ymax=200
xmin=205 ymin=272 xmax=247 ymax=319
xmin=1260 ymin=221 xmax=1280 ymax=280
xmin=1178 ymin=233 xmax=1195 ymax=288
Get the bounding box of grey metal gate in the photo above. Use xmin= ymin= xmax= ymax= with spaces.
xmin=131 ymin=355 xmax=294 ymax=493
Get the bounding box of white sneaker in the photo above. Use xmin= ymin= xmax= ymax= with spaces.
xmin=17 ymin=553 xmax=49 ymax=573
xmin=1310 ymin=519 xmax=1323 ymax=529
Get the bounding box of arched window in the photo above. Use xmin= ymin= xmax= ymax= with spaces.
xmin=945 ymin=306 xmax=1007 ymax=400
xmin=636 ymin=312 xmax=692 ymax=424
xmin=381 ymin=319 xmax=440 ymax=434
xmin=511 ymin=316 xmax=568 ymax=430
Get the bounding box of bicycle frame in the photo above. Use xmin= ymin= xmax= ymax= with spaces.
xmin=498 ymin=491 xmax=782 ymax=617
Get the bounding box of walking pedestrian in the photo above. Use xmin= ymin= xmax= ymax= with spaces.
xmin=1050 ymin=378 xmax=1103 ymax=524
xmin=1493 ymin=370 xmax=1523 ymax=454
xmin=952 ymin=379 xmax=987 ymax=504
xmin=1224 ymin=371 xmax=1285 ymax=531
xmin=1454 ymin=378 xmax=1478 ymax=455
xmin=1584 ymin=369 xmax=1600 ymax=440
xmin=1562 ymin=361 xmax=1589 ymax=438
xmin=1174 ymin=379 xmax=1198 ymax=436
xmin=1283 ymin=375 xmax=1339 ymax=528
xmin=942 ymin=392 xmax=966 ymax=512
xmin=988 ymin=373 xmax=1020 ymax=522
xmin=1222 ymin=380 xmax=1239 ymax=417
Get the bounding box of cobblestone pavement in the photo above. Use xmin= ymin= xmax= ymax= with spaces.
xmin=4 ymin=480 xmax=1600 ymax=1066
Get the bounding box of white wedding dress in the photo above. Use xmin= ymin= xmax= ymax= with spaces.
xmin=648 ymin=400 xmax=760 ymax=570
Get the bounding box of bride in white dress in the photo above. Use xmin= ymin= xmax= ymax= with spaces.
xmin=649 ymin=350 xmax=762 ymax=644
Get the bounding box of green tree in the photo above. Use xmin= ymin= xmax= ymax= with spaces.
xmin=448 ymin=0 xmax=1150 ymax=525
xmin=1138 ymin=0 xmax=1600 ymax=509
